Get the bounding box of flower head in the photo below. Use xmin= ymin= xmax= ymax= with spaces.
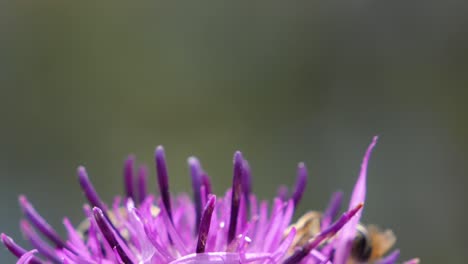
xmin=2 ymin=137 xmax=418 ymax=264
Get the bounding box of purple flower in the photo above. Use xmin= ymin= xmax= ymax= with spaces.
xmin=2 ymin=137 xmax=418 ymax=264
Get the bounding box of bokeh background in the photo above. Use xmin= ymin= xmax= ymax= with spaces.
xmin=0 ymin=1 xmax=467 ymax=263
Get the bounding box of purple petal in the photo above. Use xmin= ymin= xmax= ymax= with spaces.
xmin=188 ymin=156 xmax=203 ymax=233
xmin=201 ymin=173 xmax=212 ymax=196
xmin=137 ymin=165 xmax=148 ymax=204
xmin=272 ymin=227 xmax=296 ymax=261
xmin=169 ymin=252 xmax=241 ymax=264
xmin=1 ymin=233 xmax=27 ymax=258
xmin=276 ymin=185 xmax=289 ymax=201
xmin=155 ymin=146 xmax=173 ymax=222
xmin=78 ymin=167 xmax=128 ymax=246
xmin=77 ymin=166 xmax=107 ymax=211
xmin=92 ymin=207 xmax=134 ymax=264
xmin=292 ymin=162 xmax=308 ymax=208
xmin=18 ymin=195 xmax=67 ymax=250
xmin=267 ymin=199 xmax=294 ymax=253
xmin=142 ymin=215 xmax=174 ymax=262
xmin=17 ymin=249 xmax=38 ymax=264
xmin=123 ymin=154 xmax=136 ymax=201
xmin=334 ymin=136 xmax=378 ymax=264
xmin=262 ymin=199 xmax=286 ymax=252
xmin=251 ymin=200 xmax=268 ymax=249
xmin=321 ymin=191 xmax=343 ymax=230
xmin=62 ymin=218 xmax=88 ymax=256
xmin=158 ymin=202 xmax=189 ymax=256
xmin=236 ymin=194 xmax=248 ymax=235
xmin=241 ymin=160 xmax=252 ymax=204
xmin=228 ymin=151 xmax=243 ymax=244
xmin=200 ymin=185 xmax=207 ymax=207
xmin=196 ymin=195 xmax=216 ymax=253
xmin=20 ymin=220 xmax=61 ymax=263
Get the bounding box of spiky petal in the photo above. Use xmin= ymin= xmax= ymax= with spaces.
xmin=196 ymin=195 xmax=216 ymax=253
xmin=19 ymin=195 xmax=67 ymax=250
xmin=155 ymin=146 xmax=173 ymax=222
xmin=321 ymin=191 xmax=343 ymax=230
xmin=17 ymin=249 xmax=38 ymax=264
xmin=241 ymin=160 xmax=252 ymax=205
xmin=124 ymin=155 xmax=136 ymax=201
xmin=1 ymin=233 xmax=41 ymax=264
xmin=137 ymin=165 xmax=148 ymax=204
xmin=77 ymin=166 xmax=107 ymax=211
xmin=292 ymin=162 xmax=308 ymax=208
xmin=334 ymin=136 xmax=378 ymax=264
xmin=93 ymin=207 xmax=134 ymax=264
xmin=228 ymin=151 xmax=244 ymax=244
xmin=20 ymin=220 xmax=61 ymax=263
xmin=188 ymin=156 xmax=203 ymax=233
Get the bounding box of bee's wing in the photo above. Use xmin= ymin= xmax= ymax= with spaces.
xmin=368 ymin=225 xmax=397 ymax=261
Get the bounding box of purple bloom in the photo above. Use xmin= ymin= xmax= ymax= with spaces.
xmin=2 ymin=138 xmax=418 ymax=264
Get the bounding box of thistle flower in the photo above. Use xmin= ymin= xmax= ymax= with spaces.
xmin=2 ymin=137 xmax=418 ymax=264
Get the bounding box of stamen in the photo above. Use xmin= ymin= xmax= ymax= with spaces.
xmin=93 ymin=207 xmax=134 ymax=264
xmin=228 ymin=151 xmax=243 ymax=244
xmin=1 ymin=233 xmax=41 ymax=264
xmin=155 ymin=146 xmax=173 ymax=222
xmin=124 ymin=155 xmax=136 ymax=201
xmin=282 ymin=203 xmax=364 ymax=264
xmin=188 ymin=157 xmax=203 ymax=234
xmin=137 ymin=165 xmax=148 ymax=204
xmin=196 ymin=195 xmax=216 ymax=253
xmin=18 ymin=195 xmax=67 ymax=250
xmin=292 ymin=162 xmax=308 ymax=208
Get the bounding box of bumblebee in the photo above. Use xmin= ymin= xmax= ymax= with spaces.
xmin=286 ymin=211 xmax=396 ymax=263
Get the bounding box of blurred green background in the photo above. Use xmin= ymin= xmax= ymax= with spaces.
xmin=0 ymin=1 xmax=467 ymax=263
